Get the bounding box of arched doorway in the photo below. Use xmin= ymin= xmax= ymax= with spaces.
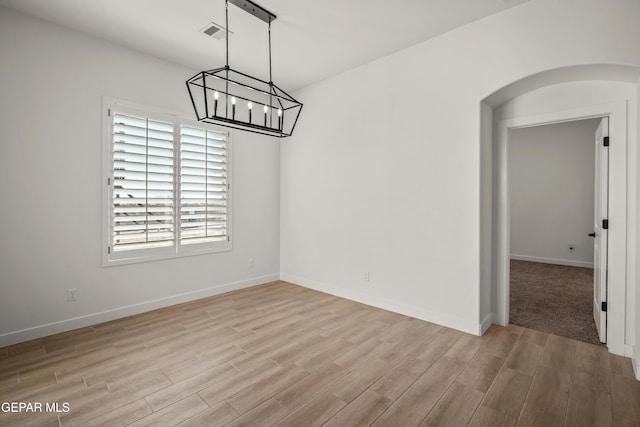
xmin=479 ymin=64 xmax=640 ymax=357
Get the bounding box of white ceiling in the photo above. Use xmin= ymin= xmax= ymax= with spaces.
xmin=0 ymin=0 xmax=530 ymax=91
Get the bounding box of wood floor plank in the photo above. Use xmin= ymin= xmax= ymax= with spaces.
xmin=268 ymin=334 xmax=328 ymax=366
xmin=164 ymin=345 xmax=245 ymax=384
xmin=611 ymin=354 xmax=637 ymax=379
xmin=610 ymin=374 xmax=640 ymax=425
xmin=1 ymin=281 xmax=638 ymax=427
xmin=231 ymin=328 xmax=290 ymax=355
xmin=484 ymin=329 xmax=520 ymax=359
xmin=85 ymin=348 xmax=196 ymax=386
xmin=419 ymin=381 xmax=485 ymax=427
xmin=60 ymin=375 xmax=170 ymax=426
xmin=375 ymin=324 xmax=439 ymax=365
xmin=505 ymin=324 xmax=525 ymax=336
xmin=293 ymin=337 xmax=354 ymax=371
xmin=0 ymin=371 xmax=17 ymax=391
xmin=539 ymin=335 xmax=576 ymax=374
xmin=14 ymin=369 xmax=57 ymax=393
xmin=127 ymin=394 xmax=209 ymax=427
xmin=274 ymin=391 xmax=346 ymax=427
xmin=333 ymin=337 xmax=389 ymax=370
xmin=444 ymin=333 xmax=490 ymax=364
xmin=504 ymin=341 xmax=544 ymax=376
xmin=0 ymin=410 xmax=60 ymax=427
xmin=4 ymin=347 xmax=79 ymax=381
xmin=320 ymin=313 xmax=375 ymax=342
xmin=275 ymin=362 xmax=350 ymax=411
xmin=145 ymin=362 xmax=238 ymax=411
xmin=197 ymin=359 xmax=281 ymax=406
xmin=480 ymin=367 xmax=532 ymax=421
xmin=3 ymin=376 xmax=87 ymax=412
xmin=323 ymin=389 xmax=393 ymax=427
xmin=226 ymin=364 xmax=309 ymax=414
xmin=410 ymin=355 xmax=467 ymax=395
xmin=456 ymin=350 xmax=505 ymax=393
xmin=370 ymin=356 xmax=434 ymax=400
xmin=82 ymin=398 xmax=152 ymax=427
xmin=225 ymin=399 xmax=290 ymax=427
xmin=572 ymin=348 xmax=611 ymax=393
xmin=518 ymin=328 xmax=549 ymax=347
xmin=52 ymin=345 xmax=119 ymax=382
xmin=176 ymin=401 xmax=240 ymax=427
xmin=372 ymin=387 xmax=439 ymax=427
xmin=345 ymin=320 xmax=390 ymax=345
xmin=565 ymin=383 xmax=612 ymax=427
xmin=373 ymin=356 xmax=467 ymax=426
xmin=328 ymin=357 xmax=391 ymax=403
xmin=410 ymin=328 xmax=462 ymax=363
xmin=468 ymin=403 xmax=517 ymax=427
xmin=517 ymin=365 xmax=570 ymax=427
xmin=376 ymin=317 xmax=425 ymax=343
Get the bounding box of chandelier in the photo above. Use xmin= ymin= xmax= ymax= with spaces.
xmin=186 ymin=0 xmax=303 ymax=138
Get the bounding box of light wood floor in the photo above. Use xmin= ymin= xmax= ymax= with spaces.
xmin=1 ymin=281 xmax=638 ymax=427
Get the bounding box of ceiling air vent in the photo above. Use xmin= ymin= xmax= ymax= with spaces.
xmin=201 ymin=22 xmax=231 ymax=40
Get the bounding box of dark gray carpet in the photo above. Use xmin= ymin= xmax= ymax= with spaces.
xmin=510 ymin=260 xmax=603 ymax=346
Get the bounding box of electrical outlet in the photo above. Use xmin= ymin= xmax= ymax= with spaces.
xmin=364 ymin=271 xmax=370 ymax=282
xmin=568 ymin=244 xmax=575 ymax=252
xmin=67 ymin=288 xmax=78 ymax=302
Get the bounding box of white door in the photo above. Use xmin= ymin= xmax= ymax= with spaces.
xmin=592 ymin=117 xmax=609 ymax=343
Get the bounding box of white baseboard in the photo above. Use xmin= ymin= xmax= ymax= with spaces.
xmin=510 ymin=254 xmax=594 ymax=269
xmin=280 ymin=273 xmax=484 ymax=336
xmin=0 ymin=273 xmax=279 ymax=348
xmin=480 ymin=313 xmax=495 ymax=335
xmin=633 ymin=345 xmax=640 ymax=381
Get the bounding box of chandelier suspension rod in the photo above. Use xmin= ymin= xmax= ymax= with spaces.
xmin=268 ymin=20 xmax=273 ymax=127
xmin=225 ymin=0 xmax=230 ymax=68
xmin=268 ymin=21 xmax=272 ymax=84
xmin=225 ymin=0 xmax=230 ymax=117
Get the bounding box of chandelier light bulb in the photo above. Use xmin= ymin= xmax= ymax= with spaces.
xmin=263 ymin=105 xmax=268 ymax=113
xmin=278 ymin=109 xmax=282 ymax=116
xmin=214 ymin=91 xmax=219 ymax=100
xmin=231 ymin=97 xmax=236 ymax=120
xmin=248 ymin=102 xmax=253 ymax=109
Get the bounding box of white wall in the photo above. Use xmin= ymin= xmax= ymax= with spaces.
xmin=509 ymin=119 xmax=599 ymax=268
xmin=281 ymin=0 xmax=640 ymax=335
xmin=0 ymin=8 xmax=281 ymax=346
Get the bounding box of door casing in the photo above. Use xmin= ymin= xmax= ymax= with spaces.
xmin=494 ymin=101 xmax=628 ymax=356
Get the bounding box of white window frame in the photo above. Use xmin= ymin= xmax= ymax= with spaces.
xmin=102 ymin=98 xmax=232 ymax=266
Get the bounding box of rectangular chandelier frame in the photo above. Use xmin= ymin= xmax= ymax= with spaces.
xmin=186 ymin=0 xmax=302 ymax=138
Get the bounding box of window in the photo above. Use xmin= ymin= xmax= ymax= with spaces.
xmin=103 ymin=99 xmax=231 ymax=265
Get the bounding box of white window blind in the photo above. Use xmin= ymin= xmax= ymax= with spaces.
xmin=112 ymin=113 xmax=175 ymax=251
xmin=180 ymin=126 xmax=229 ymax=245
xmin=105 ymin=99 xmax=232 ymax=266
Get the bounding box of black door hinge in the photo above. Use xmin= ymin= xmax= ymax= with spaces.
xmin=602 ymin=301 xmax=607 ymax=312
xmin=603 ymin=136 xmax=609 ymax=147
xmin=602 ymin=219 xmax=609 ymax=229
